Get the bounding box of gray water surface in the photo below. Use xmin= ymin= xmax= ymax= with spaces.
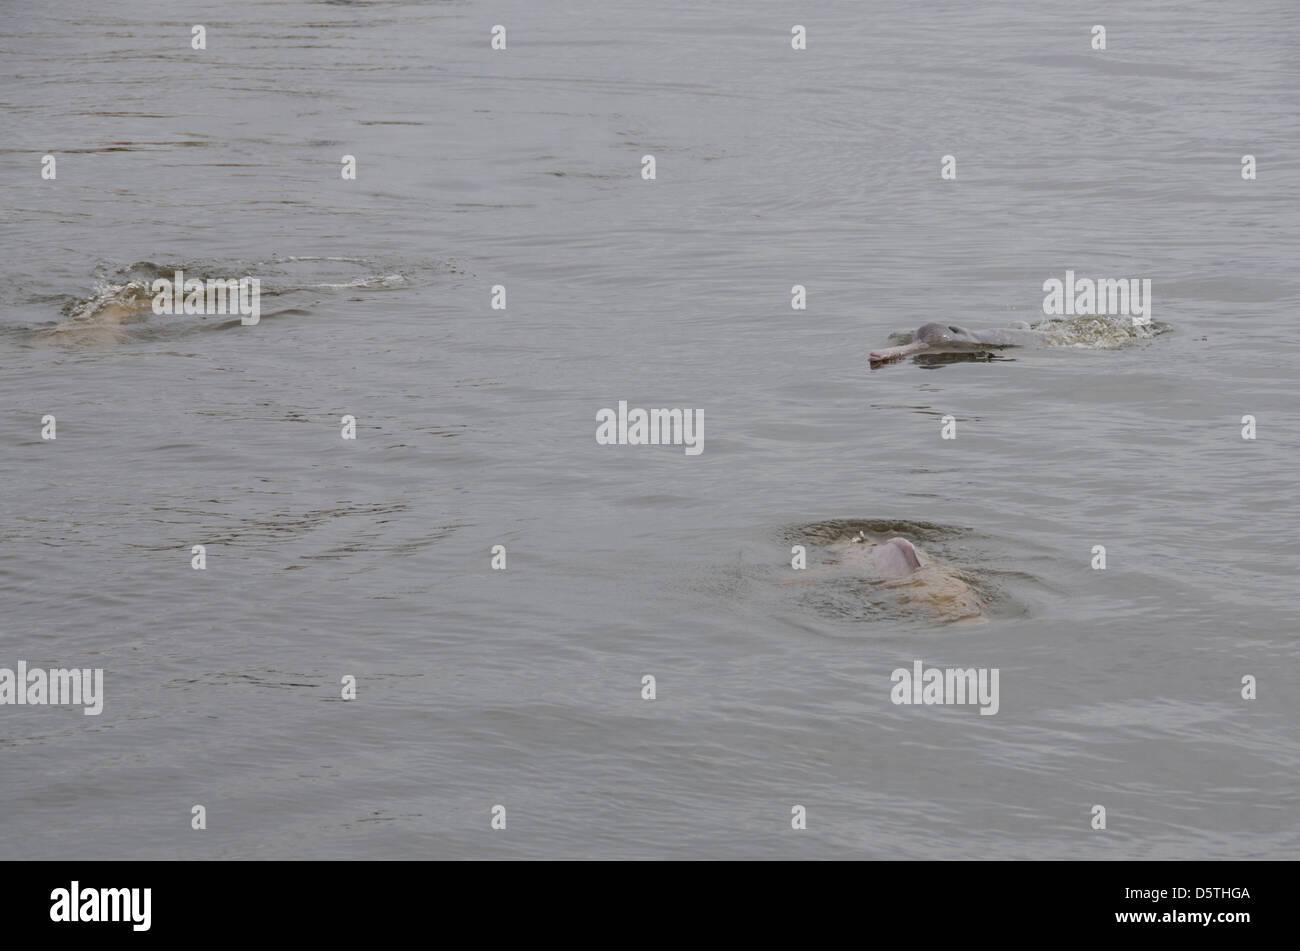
xmin=2 ymin=0 xmax=1298 ymax=859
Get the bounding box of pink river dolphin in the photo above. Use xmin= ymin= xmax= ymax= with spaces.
xmin=784 ymin=530 xmax=986 ymax=623
xmin=869 ymin=321 xmax=1047 ymax=363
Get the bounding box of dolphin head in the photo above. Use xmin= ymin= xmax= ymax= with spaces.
xmin=916 ymin=322 xmax=981 ymax=345
xmin=872 ymin=537 xmax=923 ymax=578
xmin=871 ymin=323 xmax=979 ymax=362
xmin=915 ymin=322 xmax=953 ymax=344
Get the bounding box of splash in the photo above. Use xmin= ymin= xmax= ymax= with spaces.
xmin=42 ymin=258 xmax=419 ymax=346
xmin=1035 ymin=315 xmax=1169 ymax=349
xmin=303 ymin=274 xmax=407 ymax=290
xmin=883 ymin=316 xmax=1169 ymax=351
xmin=62 ymin=280 xmax=152 ymax=320
xmin=58 ymin=263 xmax=165 ymax=322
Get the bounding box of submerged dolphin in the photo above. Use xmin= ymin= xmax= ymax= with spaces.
xmin=784 ymin=530 xmax=985 ymax=623
xmin=44 ymin=281 xmax=156 ymax=347
xmin=845 ymin=532 xmax=984 ymax=622
xmin=869 ymin=321 xmax=1045 ymax=363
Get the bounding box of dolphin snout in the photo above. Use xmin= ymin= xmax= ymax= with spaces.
xmin=869 ymin=340 xmax=929 ymax=363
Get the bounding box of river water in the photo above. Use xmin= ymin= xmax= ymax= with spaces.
xmin=2 ymin=0 xmax=1297 ymax=859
